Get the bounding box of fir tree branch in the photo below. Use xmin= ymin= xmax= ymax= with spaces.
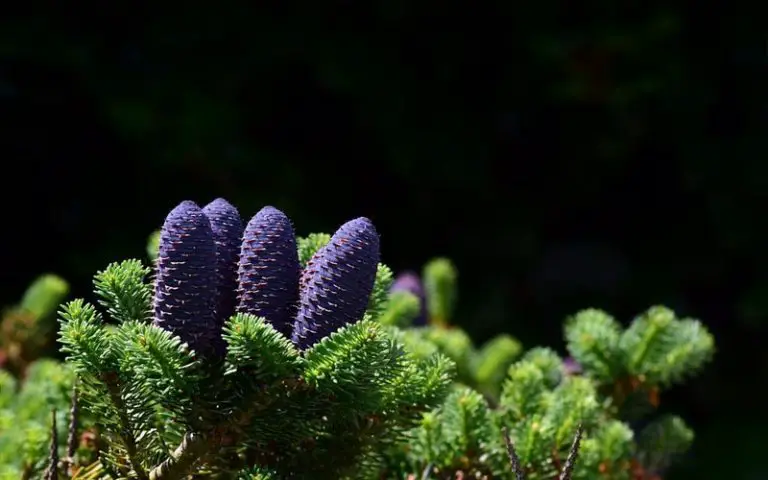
xmin=365 ymin=263 xmax=394 ymax=319
xmin=422 ymin=258 xmax=457 ymax=326
xmin=502 ymin=427 xmax=525 ymax=480
xmin=558 ymin=424 xmax=583 ymax=480
xmin=620 ymin=306 xmax=675 ymax=376
xmin=63 ymin=384 xmax=79 ymax=475
xmin=420 ymin=463 xmax=434 ymax=480
xmin=148 ymin=432 xmax=208 ymax=480
xmin=44 ymin=409 xmax=59 ymax=480
xmin=102 ymin=372 xmax=149 ymax=480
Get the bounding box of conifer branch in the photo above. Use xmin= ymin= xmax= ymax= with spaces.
xmin=102 ymin=372 xmax=149 ymax=480
xmin=148 ymin=432 xmax=208 ymax=480
xmin=502 ymin=427 xmax=525 ymax=480
xmin=39 ymin=200 xmax=714 ymax=478
xmin=44 ymin=409 xmax=58 ymax=480
xmin=420 ymin=463 xmax=434 ymax=480
xmin=63 ymin=384 xmax=79 ymax=475
xmin=558 ymin=424 xmax=583 ymax=480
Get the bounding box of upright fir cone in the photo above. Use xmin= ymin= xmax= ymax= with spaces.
xmin=390 ymin=271 xmax=429 ymax=326
xmin=292 ymin=217 xmax=380 ymax=350
xmin=236 ymin=206 xmax=301 ymax=337
xmin=202 ymin=198 xmax=243 ymax=325
xmin=153 ymin=201 xmax=222 ymax=357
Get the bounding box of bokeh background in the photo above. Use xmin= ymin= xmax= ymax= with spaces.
xmin=1 ymin=6 xmax=765 ymax=478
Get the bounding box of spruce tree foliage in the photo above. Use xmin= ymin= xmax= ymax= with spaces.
xmin=376 ymin=260 xmax=715 ymax=479
xmin=56 ymin=199 xmax=454 ymax=479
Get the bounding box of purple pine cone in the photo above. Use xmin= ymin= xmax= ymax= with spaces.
xmin=390 ymin=271 xmax=429 ymax=326
xmin=202 ymin=198 xmax=243 ymax=325
xmin=292 ymin=217 xmax=380 ymax=350
xmin=153 ymin=201 xmax=222 ymax=357
xmin=236 ymin=206 xmax=301 ymax=337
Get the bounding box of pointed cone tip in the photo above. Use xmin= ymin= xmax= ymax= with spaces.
xmin=250 ymin=205 xmax=292 ymax=225
xmin=258 ymin=205 xmax=285 ymax=216
xmin=203 ymin=197 xmax=237 ymax=211
xmin=167 ymin=200 xmax=202 ymax=219
xmin=340 ymin=216 xmax=377 ymax=233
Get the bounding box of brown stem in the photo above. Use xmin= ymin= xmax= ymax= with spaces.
xmin=502 ymin=427 xmax=525 ymax=480
xmin=558 ymin=424 xmax=584 ymax=480
xmin=44 ymin=409 xmax=58 ymax=480
xmin=149 ymin=432 xmax=209 ymax=480
xmin=551 ymin=447 xmax=562 ymax=477
xmin=62 ymin=384 xmax=79 ymax=475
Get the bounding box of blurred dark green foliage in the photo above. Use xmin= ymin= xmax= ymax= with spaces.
xmin=0 ymin=5 xmax=764 ymax=477
xmin=0 ymin=277 xmax=97 ymax=479
xmin=0 ymin=359 xmax=78 ymax=479
xmin=6 ymin=242 xmax=712 ymax=478
xmin=0 ymin=274 xmax=69 ymax=377
xmin=380 ymin=260 xmax=713 ymax=479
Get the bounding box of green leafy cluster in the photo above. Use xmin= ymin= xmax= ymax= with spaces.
xmin=56 ymin=233 xmax=454 ymax=479
xmin=565 ymin=307 xmax=715 ymax=421
xmin=0 ymin=275 xmax=88 ymax=478
xmin=0 ymin=359 xmax=95 ymax=479
xmin=398 ymin=327 xmax=523 ymax=402
xmin=376 ymin=260 xmax=714 ymax=479
xmin=0 ymin=274 xmax=70 ymax=376
xmin=389 ymin=259 xmax=523 ymax=401
xmin=386 ymin=348 xmax=630 ymax=479
xmin=3 ymin=239 xmax=713 ymax=479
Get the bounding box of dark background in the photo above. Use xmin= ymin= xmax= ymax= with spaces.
xmin=1 ymin=5 xmax=765 ymax=478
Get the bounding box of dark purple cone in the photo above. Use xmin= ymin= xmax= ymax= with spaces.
xmin=236 ymin=206 xmax=301 ymax=337
xmin=202 ymin=198 xmax=243 ymax=326
xmin=390 ymin=271 xmax=429 ymax=326
xmin=292 ymin=217 xmax=380 ymax=350
xmin=153 ymin=201 xmax=223 ymax=357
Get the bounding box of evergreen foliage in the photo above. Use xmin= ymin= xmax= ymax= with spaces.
xmin=1 ymin=206 xmax=715 ymax=479
xmin=0 ymin=275 xmax=98 ymax=478
xmin=0 ymin=274 xmax=69 ymax=376
xmin=0 ymin=360 xmax=94 ymax=479
xmin=389 ymin=272 xmax=428 ymax=326
xmin=387 ymin=260 xmax=524 ymax=399
xmin=375 ymin=260 xmax=715 ymax=479
xmin=55 ymin=199 xmax=454 ymax=479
